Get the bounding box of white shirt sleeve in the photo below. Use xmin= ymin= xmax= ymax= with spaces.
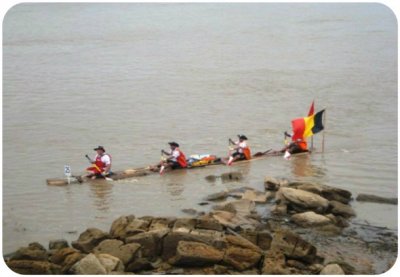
xmin=101 ymin=154 xmax=111 ymax=166
xmin=172 ymin=150 xmax=180 ymax=159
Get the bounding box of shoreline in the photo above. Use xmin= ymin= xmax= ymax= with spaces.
xmin=4 ymin=174 xmax=397 ymax=274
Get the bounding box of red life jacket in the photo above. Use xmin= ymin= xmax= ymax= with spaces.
xmin=94 ymin=154 xmax=111 ymax=172
xmin=176 ymin=149 xmax=187 ymax=168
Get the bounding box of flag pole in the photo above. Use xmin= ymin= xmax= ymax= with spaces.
xmin=322 ymin=109 xmax=326 ymax=153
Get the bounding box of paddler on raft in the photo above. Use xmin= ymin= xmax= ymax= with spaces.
xmin=84 ymin=146 xmax=113 ymax=179
xmin=281 ymin=131 xmax=308 ymax=159
xmin=150 ymin=142 xmax=187 ymax=174
xmin=222 ymin=134 xmax=251 ymax=165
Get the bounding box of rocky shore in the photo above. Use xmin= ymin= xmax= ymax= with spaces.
xmin=4 ymin=174 xmax=397 ymax=274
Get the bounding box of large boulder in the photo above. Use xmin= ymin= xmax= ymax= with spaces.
xmin=148 ymin=217 xmax=176 ymax=231
xmin=225 ymin=235 xmax=262 ymax=253
xmin=280 ymin=187 xmax=329 ymax=212
xmin=223 ymin=246 xmax=262 ymax=271
xmin=291 ymin=211 xmax=332 ymax=227
xmin=271 ymin=229 xmax=317 ymax=263
xmin=92 ymin=239 xmax=141 ymax=265
xmin=329 ymin=200 xmax=356 ymax=218
xmin=6 ymin=260 xmax=61 ymax=274
xmin=320 ymin=263 xmax=345 ymax=274
xmin=169 ymin=241 xmax=224 ymax=266
xmin=70 ymin=253 xmax=107 ymax=275
xmin=72 ymin=228 xmax=110 ymax=253
xmin=264 ymin=176 xmax=288 ymax=191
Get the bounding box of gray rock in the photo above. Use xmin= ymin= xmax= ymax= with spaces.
xmin=280 ymin=187 xmax=329 ymax=212
xmin=172 ymin=218 xmax=196 ymax=233
xmin=49 ymin=239 xmax=69 ymax=250
xmin=264 ymin=176 xmax=281 ymax=191
xmin=125 ymin=229 xmax=169 ymax=259
xmin=291 ymin=211 xmax=332 ymax=227
xmin=196 ymin=215 xmax=224 ymax=231
xmin=320 ymin=263 xmax=345 ymax=275
xmin=71 ymin=228 xmax=110 ymax=253
xmin=70 ymin=253 xmax=107 ymax=275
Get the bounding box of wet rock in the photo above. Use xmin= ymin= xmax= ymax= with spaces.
xmin=70 ymin=253 xmax=107 ymax=275
xmin=72 ymin=228 xmax=110 ymax=253
xmin=356 ymin=194 xmax=397 ymax=205
xmin=223 ymin=246 xmax=262 ymax=271
xmin=329 ymin=200 xmax=356 ymax=218
xmin=49 ymin=239 xmax=69 ymax=250
xmin=97 ymin=253 xmax=125 ymax=273
xmin=271 ymin=229 xmax=317 ymax=263
xmin=280 ymin=187 xmax=329 ymax=212
xmin=10 ymin=242 xmax=48 ymax=261
xmin=262 ymin=249 xmax=290 ymax=274
xmin=6 ymin=260 xmax=61 ymax=274
xmin=169 ymin=241 xmax=224 ymax=266
xmin=196 ymin=215 xmax=224 ymax=231
xmin=205 ymin=191 xmax=229 ymax=201
xmin=291 ymin=211 xmax=332 ymax=227
xmin=109 ymin=215 xmax=136 ymax=239
xmin=287 ymin=259 xmax=308 ymax=270
xmin=242 ymin=190 xmax=268 ymax=203
xmin=320 ymin=263 xmax=345 ymax=274
xmin=92 ymin=239 xmax=141 ymax=265
xmin=221 ymin=171 xmax=243 ymax=182
xmin=172 ymin=218 xmax=197 ymax=233
xmin=315 ymin=224 xmax=343 ymax=235
xmin=125 ymin=229 xmax=169 ymax=259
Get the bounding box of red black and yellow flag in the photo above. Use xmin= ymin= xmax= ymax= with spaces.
xmin=292 ymin=109 xmax=325 ymax=140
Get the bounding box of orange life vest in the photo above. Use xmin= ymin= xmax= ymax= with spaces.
xmin=242 ymin=147 xmax=251 ymax=160
xmin=176 ymin=149 xmax=187 ymax=168
xmin=296 ymin=140 xmax=308 ymax=151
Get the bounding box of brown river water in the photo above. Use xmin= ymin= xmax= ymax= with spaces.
xmin=2 ymin=3 xmax=397 ymax=254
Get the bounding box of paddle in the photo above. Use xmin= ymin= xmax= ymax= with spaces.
xmin=253 ymin=148 xmax=273 ymax=157
xmin=85 ymin=154 xmax=113 ymax=181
